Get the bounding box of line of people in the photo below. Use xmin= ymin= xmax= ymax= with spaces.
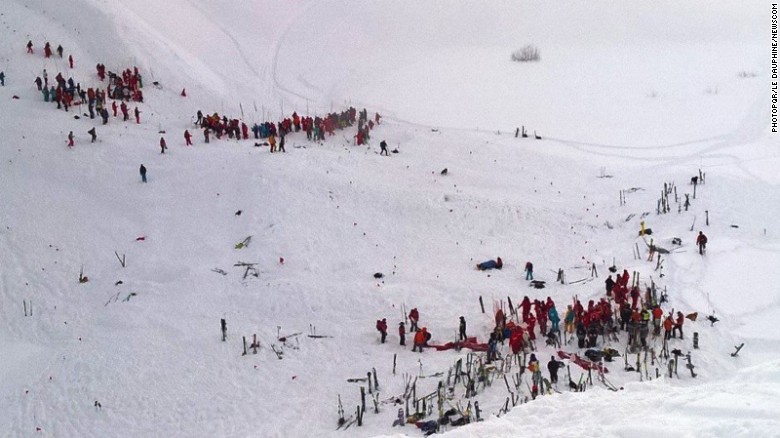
xmin=26 ymin=40 xmax=74 ymax=68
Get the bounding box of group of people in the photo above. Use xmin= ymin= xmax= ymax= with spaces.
xmin=372 ymin=258 xmax=693 ymax=397
xmin=376 ymin=308 xmax=440 ymax=353
xmin=190 ymin=107 xmax=383 ymax=151
xmin=27 ymin=40 xmax=74 ymax=68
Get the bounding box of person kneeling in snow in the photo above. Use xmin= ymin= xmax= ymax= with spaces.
xmin=412 ymin=327 xmax=430 ymax=353
xmin=476 ymin=257 xmax=503 ymax=271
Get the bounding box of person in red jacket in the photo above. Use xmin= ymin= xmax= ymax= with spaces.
xmin=241 ymin=123 xmax=249 ymax=140
xmin=630 ymin=286 xmax=640 ymax=309
xmin=620 ymin=269 xmax=630 ymax=287
xmin=526 ymin=313 xmax=537 ymax=341
xmin=652 ymin=305 xmax=664 ymax=336
xmin=408 ymin=308 xmax=419 ymax=332
xmin=398 ymin=322 xmax=406 ymax=346
xmin=376 ymin=318 xmax=388 ymax=344
xmin=159 ymin=136 xmax=167 ymax=154
xmin=184 ymin=129 xmax=192 ymax=146
xmin=521 ymin=296 xmax=532 ymax=322
xmin=673 ymin=311 xmax=685 ymax=339
xmin=44 ymin=42 xmax=52 ymax=58
xmin=111 ymin=101 xmax=118 ymax=117
xmin=663 ymin=315 xmax=674 ymax=340
xmin=412 ymin=327 xmax=429 ymax=352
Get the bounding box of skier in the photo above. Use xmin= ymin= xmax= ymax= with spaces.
xmin=487 ymin=333 xmax=498 ymax=363
xmin=159 ymin=137 xmax=167 ymax=154
xmin=520 ymin=296 xmax=532 ymax=322
xmin=408 ymin=308 xmax=420 ymax=332
xmin=459 ymin=316 xmax=467 ymax=341
xmin=184 ymin=130 xmax=192 ymax=146
xmin=134 ymin=107 xmax=140 ymax=124
xmin=524 ymin=261 xmax=534 ymax=280
xmin=629 ymin=286 xmax=640 ymax=310
xmin=26 ymin=40 xmax=34 ymax=54
xmin=139 ymin=164 xmax=147 ymax=183
xmin=673 ymin=311 xmax=685 ymax=339
xmin=548 ymin=304 xmax=560 ymax=333
xmin=528 ymin=354 xmax=541 ymax=390
xmin=67 ymin=131 xmax=74 ymax=148
xmin=605 ymin=275 xmax=615 ymax=295
xmin=88 ymin=127 xmax=97 ymax=143
xmin=376 ymin=318 xmax=388 ymax=344
xmin=268 ymin=133 xmax=276 ymax=153
xmin=563 ymin=305 xmax=575 ymax=335
xmin=575 ymin=321 xmax=586 ymax=348
xmin=380 ymin=140 xmax=389 ymax=156
xmin=120 ymin=102 xmax=129 ymax=121
xmin=696 ymin=231 xmax=708 ymax=255
xmin=639 ymin=317 xmax=650 ymax=348
xmin=652 ymin=305 xmax=663 ymax=336
xmin=663 ymin=314 xmax=674 ymax=340
xmin=547 ymin=356 xmax=562 ymax=384
xmin=412 ymin=327 xmax=428 ymax=353
xmin=398 ymin=322 xmax=406 ymax=346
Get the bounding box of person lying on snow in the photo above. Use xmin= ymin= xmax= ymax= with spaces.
xmin=476 ymin=257 xmax=503 ymax=271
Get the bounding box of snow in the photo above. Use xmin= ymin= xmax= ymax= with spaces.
xmin=0 ymin=0 xmax=778 ymax=437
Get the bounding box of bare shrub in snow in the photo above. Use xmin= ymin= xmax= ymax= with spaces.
xmin=511 ymin=45 xmax=540 ymax=62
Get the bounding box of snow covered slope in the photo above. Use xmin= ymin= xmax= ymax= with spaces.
xmin=0 ymin=0 xmax=777 ymax=437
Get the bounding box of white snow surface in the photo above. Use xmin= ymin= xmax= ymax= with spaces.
xmin=1 ymin=0 xmax=778 ymax=437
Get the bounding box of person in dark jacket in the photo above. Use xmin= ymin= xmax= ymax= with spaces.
xmin=696 ymin=231 xmax=708 ymax=255
xmin=605 ymin=275 xmax=615 ymax=295
xmin=139 ymin=164 xmax=147 ymax=183
xmin=458 ymin=316 xmax=467 ymax=341
xmin=547 ymin=356 xmax=562 ymax=384
xmin=398 ymin=322 xmax=406 ymax=346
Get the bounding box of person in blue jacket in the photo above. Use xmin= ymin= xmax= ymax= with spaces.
xmin=477 ymin=257 xmax=503 ymax=271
